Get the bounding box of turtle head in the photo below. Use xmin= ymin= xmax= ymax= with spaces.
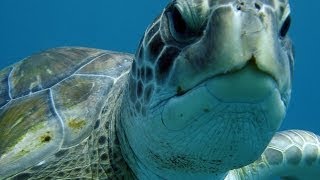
xmin=121 ymin=0 xmax=294 ymax=178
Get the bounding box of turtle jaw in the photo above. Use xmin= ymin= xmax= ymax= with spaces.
xmin=175 ymin=57 xmax=280 ymax=101
xmin=162 ymin=59 xmax=286 ymax=132
xmin=202 ymin=58 xmax=280 ymax=103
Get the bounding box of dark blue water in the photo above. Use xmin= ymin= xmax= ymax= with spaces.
xmin=0 ymin=0 xmax=319 ymax=178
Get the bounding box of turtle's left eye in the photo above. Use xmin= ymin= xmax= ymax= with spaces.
xmin=280 ymin=15 xmax=291 ymax=38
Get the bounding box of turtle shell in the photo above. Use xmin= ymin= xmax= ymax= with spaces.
xmin=0 ymin=47 xmax=133 ymax=178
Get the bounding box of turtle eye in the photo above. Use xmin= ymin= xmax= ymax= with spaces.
xmin=171 ymin=6 xmax=188 ymax=35
xmin=166 ymin=4 xmax=202 ymax=42
xmin=280 ymin=15 xmax=291 ymax=38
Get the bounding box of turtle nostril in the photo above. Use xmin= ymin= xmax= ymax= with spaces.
xmin=236 ymin=2 xmax=261 ymax=11
xmin=254 ymin=3 xmax=261 ymax=10
xmin=236 ymin=1 xmax=244 ymax=11
xmin=237 ymin=5 xmax=242 ymax=10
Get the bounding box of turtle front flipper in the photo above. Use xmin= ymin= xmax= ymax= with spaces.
xmin=227 ymin=130 xmax=320 ymax=180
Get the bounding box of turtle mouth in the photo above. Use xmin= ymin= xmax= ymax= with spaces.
xmin=176 ymin=58 xmax=280 ymax=103
xmin=161 ymin=59 xmax=283 ymax=132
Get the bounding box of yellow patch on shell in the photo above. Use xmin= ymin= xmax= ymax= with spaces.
xmin=67 ymin=118 xmax=87 ymax=131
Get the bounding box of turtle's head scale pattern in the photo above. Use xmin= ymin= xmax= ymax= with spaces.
xmin=122 ymin=0 xmax=294 ymax=178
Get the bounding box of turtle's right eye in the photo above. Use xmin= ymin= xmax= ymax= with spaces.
xmin=166 ymin=4 xmax=203 ymax=43
xmin=170 ymin=6 xmax=188 ymax=35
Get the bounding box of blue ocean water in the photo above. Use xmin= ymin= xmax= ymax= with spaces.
xmin=0 ymin=0 xmax=319 ymax=178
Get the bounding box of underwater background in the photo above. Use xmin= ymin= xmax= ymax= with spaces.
xmin=0 ymin=1 xmax=319 ymax=177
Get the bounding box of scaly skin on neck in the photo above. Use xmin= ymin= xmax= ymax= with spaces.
xmin=117 ymin=83 xmax=227 ymax=180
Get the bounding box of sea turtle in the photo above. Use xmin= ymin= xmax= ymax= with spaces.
xmin=0 ymin=0 xmax=319 ymax=179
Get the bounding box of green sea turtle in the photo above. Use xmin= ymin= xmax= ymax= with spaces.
xmin=0 ymin=0 xmax=319 ymax=179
